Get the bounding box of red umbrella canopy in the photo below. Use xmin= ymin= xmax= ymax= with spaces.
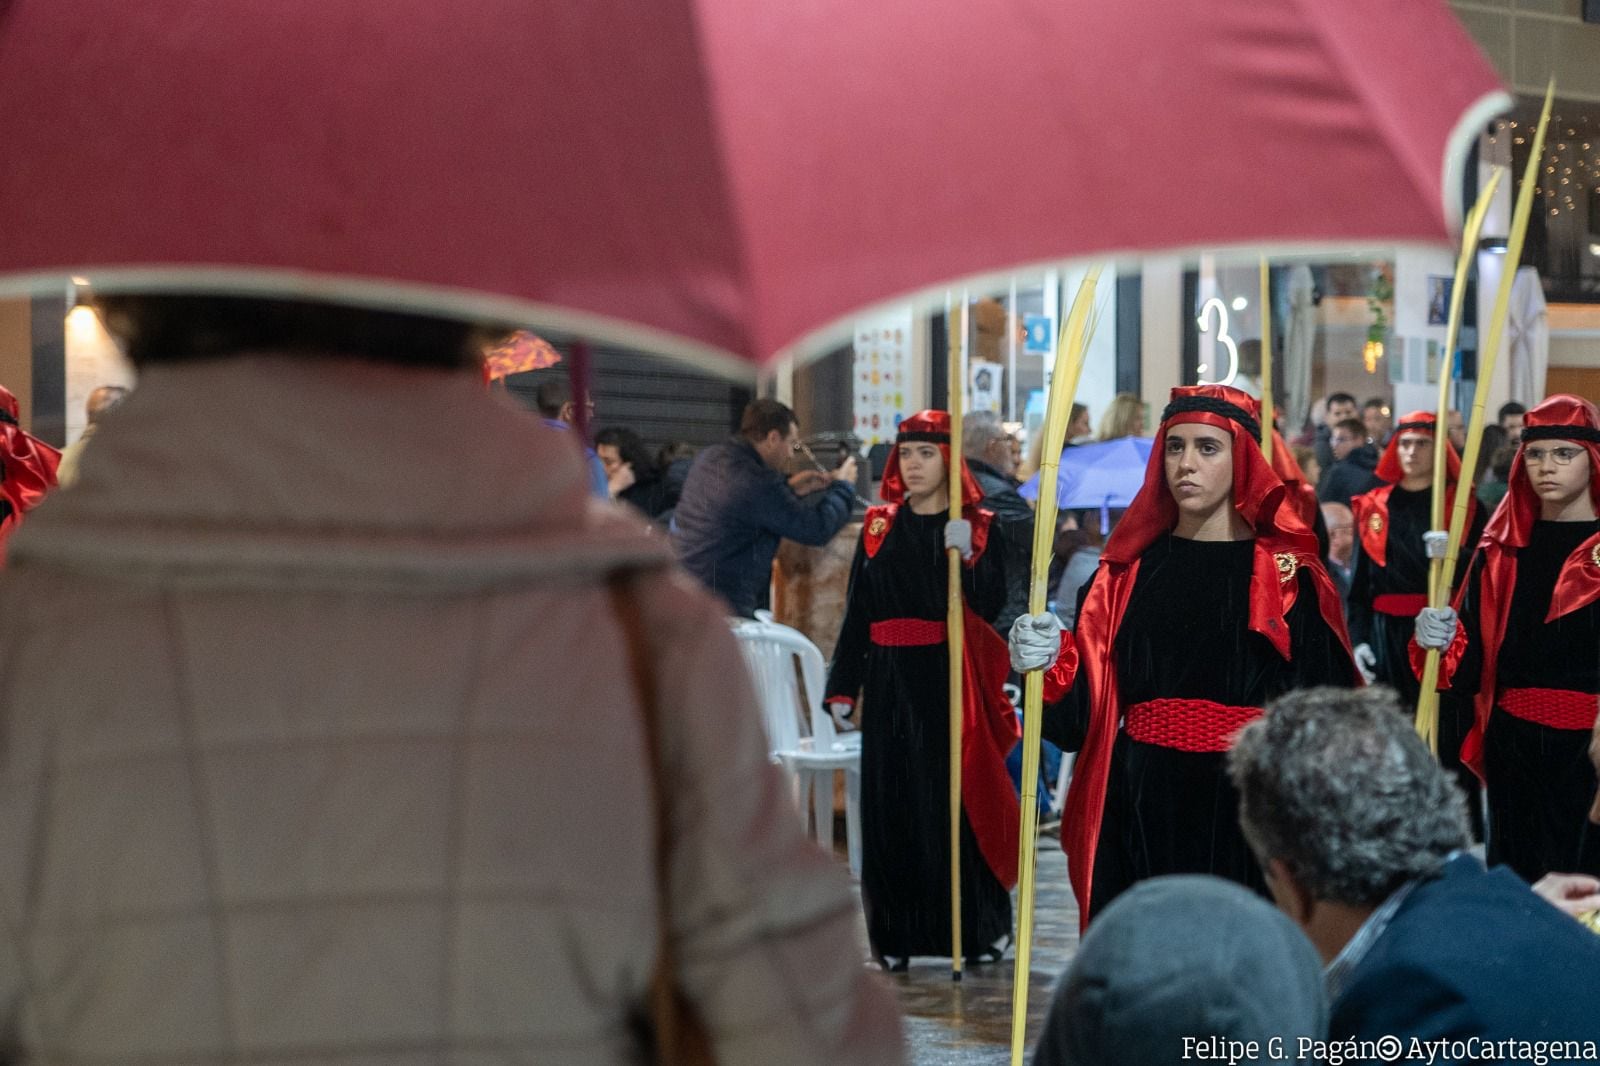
xmin=0 ymin=0 xmax=1505 ymax=368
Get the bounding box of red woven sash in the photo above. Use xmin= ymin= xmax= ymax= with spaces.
xmin=869 ymin=618 xmax=946 ymax=647
xmin=1498 ymin=688 xmax=1598 ymax=731
xmin=1123 ymin=698 xmax=1262 ymax=753
xmin=1373 ymin=593 xmax=1428 ymax=616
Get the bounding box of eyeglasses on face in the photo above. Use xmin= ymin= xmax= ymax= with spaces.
xmin=1524 ymin=445 xmax=1585 ymax=467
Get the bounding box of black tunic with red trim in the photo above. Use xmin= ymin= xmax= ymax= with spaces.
xmin=824 ymin=507 xmax=1011 ymax=959
xmin=1445 ymin=519 xmax=1600 ymax=882
xmin=1043 ymin=533 xmax=1355 ymax=917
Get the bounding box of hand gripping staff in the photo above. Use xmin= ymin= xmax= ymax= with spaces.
xmin=1415 ymin=82 xmax=1552 ymax=750
xmin=947 ymin=291 xmax=967 ymax=981
xmin=1009 ymin=267 xmax=1102 ymax=1064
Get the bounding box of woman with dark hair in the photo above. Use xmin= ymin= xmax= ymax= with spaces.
xmin=595 ymin=426 xmax=679 ymax=520
xmin=823 ymin=410 xmax=1020 ymax=970
xmin=1010 ymin=384 xmax=1358 ymax=927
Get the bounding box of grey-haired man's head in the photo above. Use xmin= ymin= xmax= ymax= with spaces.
xmin=1227 ymin=686 xmax=1469 ymax=960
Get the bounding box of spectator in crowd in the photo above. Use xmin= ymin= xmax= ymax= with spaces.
xmin=1319 ymin=500 xmax=1355 ymax=604
xmin=1018 ymin=405 xmax=1093 ymax=485
xmin=56 ymin=383 xmax=130 ymax=488
xmin=595 ymin=426 xmax=679 ymax=522
xmin=1445 ymin=408 xmax=1467 ymax=454
xmin=533 ymin=376 xmax=608 ymax=498
xmin=672 ymin=399 xmax=857 ymax=617
xmin=1471 ymin=422 xmax=1507 ymax=495
xmin=1292 ymin=444 xmax=1321 ymax=488
xmin=1498 ymin=400 xmax=1527 ymax=442
xmin=0 ymin=294 xmax=904 ymax=1064
xmin=1478 ymin=435 xmax=1517 ymax=511
xmin=1048 ymin=508 xmax=1123 ymax=628
xmin=1067 ymin=402 xmax=1092 ymax=444
xmin=1096 ymin=392 xmax=1147 ymax=441
xmin=963 ymin=409 xmax=1033 ymax=635
xmin=1229 ymin=685 xmax=1600 ymax=1044
xmin=0 ymin=384 xmax=61 ymax=563
xmin=1031 ymin=876 xmax=1327 ymax=1066
xmin=1312 ymin=391 xmax=1359 ymax=472
xmin=1316 ymin=417 xmax=1381 ymax=507
xmin=654 ymin=440 xmax=698 ymax=526
xmin=1361 ymin=398 xmax=1391 ymax=447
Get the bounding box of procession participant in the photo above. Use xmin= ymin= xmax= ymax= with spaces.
xmin=1270 ymin=424 xmax=1327 ymax=557
xmin=824 ymin=410 xmax=1020 ymax=970
xmin=0 ymin=384 xmax=61 ymax=563
xmin=1009 ymin=384 xmax=1358 ymax=926
xmin=1347 ymin=411 xmax=1484 ymax=831
xmin=1414 ymin=394 xmax=1600 ymax=883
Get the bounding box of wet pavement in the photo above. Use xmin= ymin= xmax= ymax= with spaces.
xmin=846 ymin=832 xmax=1080 ymax=1064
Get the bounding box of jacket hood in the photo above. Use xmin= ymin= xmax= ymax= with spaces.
xmin=13 ymin=354 xmax=669 ymax=585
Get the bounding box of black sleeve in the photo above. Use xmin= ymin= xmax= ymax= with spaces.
xmin=1438 ymin=549 xmax=1486 ymax=697
xmin=965 ymin=522 xmax=1011 ymax=628
xmin=1346 ymin=534 xmax=1374 ymax=647
xmin=1038 ymin=569 xmax=1097 ymax=752
xmin=992 ymin=513 xmax=1035 ymax=636
xmin=1287 ymin=568 xmax=1361 ymax=688
xmin=824 ymin=534 xmax=872 ymax=704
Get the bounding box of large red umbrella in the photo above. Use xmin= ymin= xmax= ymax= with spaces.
xmin=0 ymin=0 xmax=1505 ymax=368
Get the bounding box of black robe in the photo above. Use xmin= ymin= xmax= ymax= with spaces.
xmin=1452 ymin=518 xmax=1600 ymax=882
xmin=1348 ymin=484 xmax=1485 ymax=835
xmin=825 ymin=508 xmax=1011 ymax=959
xmin=1044 ymin=534 xmax=1356 ymax=917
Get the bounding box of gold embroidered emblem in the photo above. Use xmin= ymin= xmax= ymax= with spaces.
xmin=1274 ymin=552 xmax=1299 ymax=582
xmin=1591 ymin=542 xmax=1600 ymax=569
xmin=868 ymin=516 xmax=888 ymax=537
xmin=1367 ymin=513 xmax=1383 ymax=534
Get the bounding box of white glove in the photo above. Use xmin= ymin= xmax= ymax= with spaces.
xmin=827 ymin=700 xmax=855 ymax=732
xmin=944 ymin=519 xmax=973 ymax=560
xmin=1413 ymin=607 xmax=1459 ymax=651
xmin=1422 ymin=530 xmax=1448 ymax=560
xmin=1009 ymin=612 xmax=1064 ymax=674
xmin=1353 ymin=643 xmax=1378 ymax=685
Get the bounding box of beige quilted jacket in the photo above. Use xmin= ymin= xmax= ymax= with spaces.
xmin=0 ymin=356 xmax=903 ymax=1065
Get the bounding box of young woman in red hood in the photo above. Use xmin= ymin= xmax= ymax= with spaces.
xmin=824 ymin=410 xmax=1022 ymax=970
xmin=1009 ymin=385 xmax=1358 ymax=927
xmin=1414 ymin=394 xmax=1600 ymax=883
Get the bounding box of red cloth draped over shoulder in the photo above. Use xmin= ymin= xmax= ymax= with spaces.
xmin=1353 ymin=412 xmax=1473 ymax=568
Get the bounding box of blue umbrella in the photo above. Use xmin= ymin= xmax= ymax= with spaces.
xmin=1019 ymin=436 xmax=1154 ymax=518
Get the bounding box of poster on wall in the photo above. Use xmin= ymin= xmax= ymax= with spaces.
xmin=969 ymin=361 xmax=1003 ymax=413
xmin=1426 ymin=276 xmax=1451 ymax=326
xmin=852 ymin=307 xmax=913 ymax=445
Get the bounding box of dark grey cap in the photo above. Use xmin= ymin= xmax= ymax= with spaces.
xmin=1032 ymin=875 xmax=1327 ymax=1065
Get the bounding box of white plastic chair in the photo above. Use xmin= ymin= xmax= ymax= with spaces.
xmin=731 ymin=618 xmax=862 ymax=876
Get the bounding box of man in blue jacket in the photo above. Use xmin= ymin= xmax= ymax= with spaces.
xmin=673 ymin=399 xmax=858 ymax=617
xmin=1229 ymin=686 xmax=1600 ymax=1050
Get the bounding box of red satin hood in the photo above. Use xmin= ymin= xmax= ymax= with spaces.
xmin=1102 ymin=385 xmax=1312 ymax=564
xmin=877 ymin=409 xmax=985 ymax=512
xmin=1483 ymin=394 xmax=1600 ymax=548
xmin=1375 ymin=410 xmax=1462 ymax=485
